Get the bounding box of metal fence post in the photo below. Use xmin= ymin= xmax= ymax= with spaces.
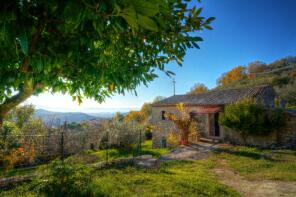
xmin=61 ymin=131 xmax=64 ymax=163
xmin=139 ymin=129 xmax=142 ymax=156
xmin=42 ymin=135 xmax=45 ymax=155
xmin=61 ymin=121 xmax=67 ymax=163
xmin=105 ymin=131 xmax=109 ymax=163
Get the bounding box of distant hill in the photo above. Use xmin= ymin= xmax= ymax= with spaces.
xmin=87 ymin=112 xmax=116 ymax=119
xmin=34 ymin=109 xmax=97 ymax=125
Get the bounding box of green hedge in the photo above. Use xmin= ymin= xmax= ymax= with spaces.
xmin=219 ymin=101 xmax=287 ymax=138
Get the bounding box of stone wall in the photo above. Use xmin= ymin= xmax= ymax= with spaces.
xmin=222 ymin=113 xmax=296 ymax=148
xmin=151 ymin=106 xmax=180 ymax=148
xmin=222 ymin=127 xmax=278 ymax=147
xmin=278 ymin=113 xmax=296 ymax=148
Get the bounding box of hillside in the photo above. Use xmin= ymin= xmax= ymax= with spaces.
xmin=215 ymin=56 xmax=296 ymax=106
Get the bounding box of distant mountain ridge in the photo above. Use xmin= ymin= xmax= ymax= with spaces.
xmin=34 ymin=109 xmax=111 ymax=125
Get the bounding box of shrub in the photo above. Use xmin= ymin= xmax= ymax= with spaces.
xmin=167 ymin=131 xmax=180 ymax=148
xmin=219 ymin=100 xmax=287 ymax=141
xmin=101 ymin=120 xmax=145 ymax=149
xmin=0 ymin=121 xmax=22 ymax=169
xmin=35 ymin=160 xmax=94 ymax=197
xmin=145 ymin=125 xmax=153 ymax=140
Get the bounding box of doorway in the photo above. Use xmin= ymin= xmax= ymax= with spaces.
xmin=214 ymin=113 xmax=220 ymax=137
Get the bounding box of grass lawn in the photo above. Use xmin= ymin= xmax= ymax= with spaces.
xmin=0 ymin=141 xmax=238 ymax=196
xmin=87 ymin=160 xmax=238 ymax=197
xmin=0 ymin=160 xmax=239 ymax=197
xmin=212 ymin=145 xmax=296 ymax=181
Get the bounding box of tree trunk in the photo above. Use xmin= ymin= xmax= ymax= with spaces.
xmin=0 ymin=80 xmax=35 ymax=126
xmin=0 ymin=116 xmax=3 ymax=128
xmin=180 ymin=129 xmax=189 ymax=145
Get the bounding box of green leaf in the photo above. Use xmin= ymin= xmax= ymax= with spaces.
xmin=155 ymin=17 xmax=166 ymax=29
xmin=195 ymin=7 xmax=203 ymax=17
xmin=193 ymin=37 xmax=203 ymax=42
xmin=130 ymin=0 xmax=159 ymax=17
xmin=176 ymin=58 xmax=183 ymax=66
xmin=119 ymin=6 xmax=138 ymax=29
xmin=137 ymin=14 xmax=158 ymax=32
xmin=205 ymin=17 xmax=215 ymax=25
xmin=204 ymin=25 xmax=213 ymax=30
xmin=192 ymin=42 xmax=200 ymax=49
xmin=16 ymin=34 xmax=28 ymax=55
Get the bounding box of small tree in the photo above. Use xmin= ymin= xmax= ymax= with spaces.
xmin=1 ymin=105 xmax=46 ymax=168
xmin=165 ymin=103 xmax=198 ymax=145
xmin=101 ymin=119 xmax=145 ymax=149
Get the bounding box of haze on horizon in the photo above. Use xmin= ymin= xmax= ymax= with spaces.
xmin=26 ymin=0 xmax=296 ymax=113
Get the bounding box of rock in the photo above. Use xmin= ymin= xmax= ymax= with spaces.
xmin=260 ymin=153 xmax=272 ymax=159
xmin=134 ymin=155 xmax=160 ymax=169
xmin=269 ymin=144 xmax=277 ymax=150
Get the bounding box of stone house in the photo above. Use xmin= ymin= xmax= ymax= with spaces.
xmin=151 ymin=85 xmax=296 ymax=148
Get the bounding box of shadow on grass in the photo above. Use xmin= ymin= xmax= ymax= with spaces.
xmin=214 ymin=148 xmax=279 ymax=162
xmin=271 ymin=149 xmax=296 ymax=156
xmin=139 ymin=150 xmax=163 ymax=157
xmin=107 ymin=148 xmax=131 ymax=158
xmin=106 ymin=147 xmax=166 ymax=159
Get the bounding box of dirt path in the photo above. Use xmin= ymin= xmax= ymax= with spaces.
xmin=212 ymin=163 xmax=296 ymax=197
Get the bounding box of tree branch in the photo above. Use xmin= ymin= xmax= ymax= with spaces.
xmin=0 ymin=81 xmax=35 ymax=118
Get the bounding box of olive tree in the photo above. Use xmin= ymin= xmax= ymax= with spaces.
xmin=0 ymin=0 xmax=214 ymax=126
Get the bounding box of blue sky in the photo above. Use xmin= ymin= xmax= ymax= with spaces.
xmin=26 ymin=0 xmax=296 ymax=112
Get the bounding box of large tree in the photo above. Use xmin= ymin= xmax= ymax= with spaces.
xmin=0 ymin=0 xmax=214 ymax=126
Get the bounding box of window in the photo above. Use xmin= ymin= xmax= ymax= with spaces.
xmin=161 ymin=111 xmax=166 ymax=120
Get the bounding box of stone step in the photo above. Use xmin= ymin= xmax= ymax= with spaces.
xmin=199 ymin=137 xmax=220 ymax=143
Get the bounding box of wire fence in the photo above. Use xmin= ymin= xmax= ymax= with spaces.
xmin=0 ymin=122 xmax=145 ymax=169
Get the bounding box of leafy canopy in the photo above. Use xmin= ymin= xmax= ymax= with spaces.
xmin=0 ymin=0 xmax=214 ymax=114
xmin=187 ymin=82 xmax=208 ymax=95
xmin=218 ymin=66 xmax=247 ymax=86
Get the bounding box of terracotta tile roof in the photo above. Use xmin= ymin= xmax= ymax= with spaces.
xmin=152 ymin=85 xmax=276 ymax=106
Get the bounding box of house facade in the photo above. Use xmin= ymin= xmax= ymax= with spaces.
xmin=151 ymin=85 xmax=295 ymax=148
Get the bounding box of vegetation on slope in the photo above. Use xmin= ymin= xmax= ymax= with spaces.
xmin=215 ymin=56 xmax=296 ymax=106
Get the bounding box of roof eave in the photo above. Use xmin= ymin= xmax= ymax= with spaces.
xmin=152 ymin=103 xmax=225 ymax=107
